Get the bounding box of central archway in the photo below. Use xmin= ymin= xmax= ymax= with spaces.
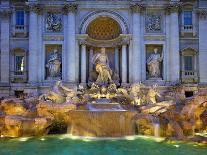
xmin=80 ymin=10 xmax=128 ymax=34
xmin=87 ymin=17 xmax=121 ymax=40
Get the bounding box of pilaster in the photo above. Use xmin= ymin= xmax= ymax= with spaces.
xmin=0 ymin=7 xmax=11 ymax=84
xmin=167 ymin=2 xmax=181 ymax=82
xmin=28 ymin=4 xmax=42 ymax=84
xmin=198 ymin=9 xmax=207 ymax=83
xmin=63 ymin=3 xmax=77 ymax=83
xmin=130 ymin=3 xmax=143 ymax=83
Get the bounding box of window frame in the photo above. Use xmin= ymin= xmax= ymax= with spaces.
xmin=15 ymin=10 xmax=25 ymax=26
xmin=183 ymin=10 xmax=193 ymax=26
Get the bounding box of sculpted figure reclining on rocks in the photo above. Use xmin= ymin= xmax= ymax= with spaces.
xmin=39 ymin=81 xmax=78 ymax=104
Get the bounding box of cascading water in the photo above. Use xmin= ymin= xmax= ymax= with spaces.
xmin=153 ymin=123 xmax=160 ymax=137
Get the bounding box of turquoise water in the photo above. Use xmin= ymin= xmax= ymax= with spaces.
xmin=0 ymin=135 xmax=206 ymax=155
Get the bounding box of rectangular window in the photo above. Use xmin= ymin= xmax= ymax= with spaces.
xmin=16 ymin=10 xmax=24 ymax=25
xmin=184 ymin=56 xmax=193 ymax=71
xmin=184 ymin=11 xmax=192 ymax=25
xmin=15 ymin=56 xmax=24 ymax=72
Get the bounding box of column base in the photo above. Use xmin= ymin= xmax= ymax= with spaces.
xmin=121 ymin=83 xmax=130 ymax=87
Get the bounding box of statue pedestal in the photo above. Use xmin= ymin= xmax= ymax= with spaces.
xmin=46 ymin=77 xmax=61 ymax=81
xmin=148 ymin=77 xmax=162 ymax=81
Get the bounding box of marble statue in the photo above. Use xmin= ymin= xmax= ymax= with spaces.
xmin=46 ymin=13 xmax=62 ymax=32
xmin=147 ymin=84 xmax=161 ymax=104
xmin=92 ymin=47 xmax=113 ymax=85
xmin=39 ymin=80 xmax=78 ymax=104
xmin=147 ymin=48 xmax=163 ymax=78
xmin=46 ymin=49 xmax=61 ymax=79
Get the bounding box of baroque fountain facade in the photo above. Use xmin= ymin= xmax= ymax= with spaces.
xmin=0 ymin=0 xmax=206 ymax=145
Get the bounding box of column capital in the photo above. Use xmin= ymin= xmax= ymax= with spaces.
xmin=130 ymin=3 xmax=144 ymax=13
xmin=79 ymin=39 xmax=87 ymax=46
xmin=63 ymin=3 xmax=78 ymax=14
xmin=165 ymin=2 xmax=182 ymax=14
xmin=120 ymin=34 xmax=131 ymax=46
xmin=196 ymin=9 xmax=207 ymax=20
xmin=0 ymin=8 xmax=12 ymax=18
xmin=29 ymin=4 xmax=43 ymax=14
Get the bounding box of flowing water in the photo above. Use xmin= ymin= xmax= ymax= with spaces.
xmin=0 ymin=135 xmax=206 ymax=155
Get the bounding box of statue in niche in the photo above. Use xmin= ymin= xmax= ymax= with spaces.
xmin=46 ymin=49 xmax=61 ymax=79
xmin=46 ymin=13 xmax=62 ymax=32
xmin=147 ymin=48 xmax=163 ymax=78
xmin=92 ymin=47 xmax=113 ymax=85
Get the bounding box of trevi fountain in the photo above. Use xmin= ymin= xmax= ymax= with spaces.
xmin=0 ymin=0 xmax=206 ymax=154
xmin=0 ymin=46 xmax=206 ymax=155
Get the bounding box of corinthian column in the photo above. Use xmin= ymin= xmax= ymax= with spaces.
xmin=130 ymin=4 xmax=143 ymax=83
xmin=63 ymin=3 xmax=77 ymax=83
xmin=28 ymin=5 xmax=41 ymax=83
xmin=80 ymin=40 xmax=87 ymax=83
xmin=0 ymin=8 xmax=11 ymax=84
xmin=168 ymin=3 xmax=180 ymax=82
xmin=121 ymin=36 xmax=129 ymax=84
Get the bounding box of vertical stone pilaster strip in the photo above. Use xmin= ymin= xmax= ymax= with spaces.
xmin=130 ymin=3 xmax=143 ymax=83
xmin=63 ymin=3 xmax=77 ymax=83
xmin=0 ymin=9 xmax=11 ymax=83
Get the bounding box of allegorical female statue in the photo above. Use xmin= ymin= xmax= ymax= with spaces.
xmin=46 ymin=49 xmax=61 ymax=79
xmin=147 ymin=48 xmax=163 ymax=78
xmin=92 ymin=47 xmax=113 ymax=85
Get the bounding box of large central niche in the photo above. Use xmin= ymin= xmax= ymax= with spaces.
xmin=87 ymin=17 xmax=121 ymax=40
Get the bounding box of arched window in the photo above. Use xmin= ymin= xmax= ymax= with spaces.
xmin=180 ymin=48 xmax=198 ymax=83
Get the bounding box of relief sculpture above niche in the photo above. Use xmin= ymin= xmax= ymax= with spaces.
xmin=145 ymin=13 xmax=162 ymax=33
xmin=45 ymin=12 xmax=62 ymax=32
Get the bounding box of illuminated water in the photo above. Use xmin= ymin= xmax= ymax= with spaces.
xmin=0 ymin=135 xmax=206 ymax=155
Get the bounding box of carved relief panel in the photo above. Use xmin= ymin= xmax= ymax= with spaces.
xmin=145 ymin=11 xmax=163 ymax=33
xmin=45 ymin=12 xmax=63 ymax=32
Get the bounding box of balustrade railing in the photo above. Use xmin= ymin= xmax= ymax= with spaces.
xmin=10 ymin=71 xmax=28 ymax=83
xmin=12 ymin=25 xmax=28 ymax=36
xmin=181 ymin=70 xmax=198 ymax=83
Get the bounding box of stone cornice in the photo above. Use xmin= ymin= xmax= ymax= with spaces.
xmin=62 ymin=3 xmax=78 ymax=14
xmin=77 ymin=34 xmax=131 ymax=47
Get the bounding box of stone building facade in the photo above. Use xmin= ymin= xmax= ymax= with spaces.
xmin=0 ymin=0 xmax=207 ymax=96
